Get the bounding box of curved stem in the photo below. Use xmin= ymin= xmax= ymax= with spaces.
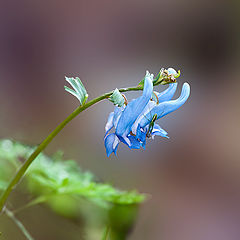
xmin=0 ymin=85 xmax=143 ymax=212
xmin=4 ymin=208 xmax=35 ymax=240
xmin=12 ymin=196 xmax=47 ymax=214
xmin=101 ymin=225 xmax=110 ymax=240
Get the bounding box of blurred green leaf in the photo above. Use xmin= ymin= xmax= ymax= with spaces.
xmin=0 ymin=139 xmax=145 ymax=212
xmin=0 ymin=180 xmax=8 ymax=190
xmin=0 ymin=139 xmax=145 ymax=238
xmin=0 ymin=139 xmax=31 ymax=193
xmin=108 ymin=204 xmax=139 ymax=240
xmin=27 ymin=151 xmax=145 ymax=206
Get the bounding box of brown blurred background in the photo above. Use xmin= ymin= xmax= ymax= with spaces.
xmin=0 ymin=0 xmax=240 ymax=239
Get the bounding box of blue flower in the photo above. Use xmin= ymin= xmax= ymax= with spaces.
xmin=104 ymin=71 xmax=190 ymax=157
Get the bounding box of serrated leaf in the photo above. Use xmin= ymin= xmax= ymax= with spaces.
xmin=64 ymin=77 xmax=88 ymax=105
xmin=109 ymin=88 xmax=125 ymax=107
xmin=0 ymin=139 xmax=145 ymax=235
xmin=26 ymin=153 xmax=145 ymax=205
xmin=0 ymin=139 xmax=145 ymax=209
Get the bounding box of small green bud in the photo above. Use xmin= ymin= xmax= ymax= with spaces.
xmin=109 ymin=88 xmax=125 ymax=107
xmin=153 ymin=68 xmax=181 ymax=85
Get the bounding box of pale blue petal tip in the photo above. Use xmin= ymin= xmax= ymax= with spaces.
xmin=114 ymin=146 xmax=118 ymax=156
xmin=105 ymin=112 xmax=114 ymax=136
xmin=105 ymin=133 xmax=115 ymax=157
xmin=157 ymin=82 xmax=178 ymax=103
xmin=139 ymin=82 xmax=190 ymax=128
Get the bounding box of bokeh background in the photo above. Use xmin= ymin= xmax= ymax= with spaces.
xmin=0 ymin=0 xmax=240 ymax=239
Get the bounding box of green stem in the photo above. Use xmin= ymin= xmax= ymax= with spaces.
xmin=101 ymin=225 xmax=110 ymax=240
xmin=4 ymin=208 xmax=35 ymax=240
xmin=12 ymin=196 xmax=47 ymax=214
xmin=0 ymin=85 xmax=143 ymax=212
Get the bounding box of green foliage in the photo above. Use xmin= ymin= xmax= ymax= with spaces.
xmin=0 ymin=139 xmax=145 ymax=238
xmin=0 ymin=139 xmax=145 ymax=211
xmin=0 ymin=139 xmax=28 ymax=190
xmin=64 ymin=77 xmax=88 ymax=105
xmin=108 ymin=88 xmax=125 ymax=107
xmin=108 ymin=204 xmax=139 ymax=240
xmin=27 ymin=153 xmax=145 ymax=207
xmin=0 ymin=180 xmax=8 ymax=190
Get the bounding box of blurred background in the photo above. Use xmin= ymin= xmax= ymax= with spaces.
xmin=0 ymin=0 xmax=240 ymax=239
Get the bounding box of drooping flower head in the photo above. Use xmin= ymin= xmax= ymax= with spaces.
xmin=104 ymin=68 xmax=190 ymax=157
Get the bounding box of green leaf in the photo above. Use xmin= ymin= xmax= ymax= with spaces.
xmin=0 ymin=180 xmax=8 ymax=190
xmin=0 ymin=139 xmax=145 ymax=236
xmin=0 ymin=139 xmax=145 ymax=212
xmin=64 ymin=77 xmax=88 ymax=105
xmin=26 ymin=153 xmax=145 ymax=206
xmin=0 ymin=139 xmax=30 ymax=194
xmin=108 ymin=88 xmax=125 ymax=107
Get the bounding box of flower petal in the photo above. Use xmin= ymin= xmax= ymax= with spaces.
xmin=140 ymin=82 xmax=190 ymax=128
xmin=156 ymin=83 xmax=178 ymax=103
xmin=152 ymin=124 xmax=169 ymax=138
xmin=127 ymin=135 xmax=142 ymax=149
xmin=131 ymin=100 xmax=156 ymax=135
xmin=141 ymin=139 xmax=146 ymax=149
xmin=136 ymin=125 xmax=147 ymax=143
xmin=116 ymin=73 xmax=153 ymax=137
xmin=105 ymin=112 xmax=114 ymax=135
xmin=132 ymin=83 xmax=177 ymax=135
xmin=104 ymin=133 xmax=120 ymax=157
xmin=113 ymin=106 xmax=124 ymax=128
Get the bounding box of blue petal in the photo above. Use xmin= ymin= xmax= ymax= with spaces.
xmin=152 ymin=124 xmax=169 ymax=138
xmin=113 ymin=144 xmax=119 ymax=156
xmin=117 ymin=134 xmax=142 ymax=149
xmin=131 ymin=100 xmax=157 ymax=135
xmin=104 ymin=133 xmax=119 ymax=157
xmin=136 ymin=125 xmax=147 ymax=143
xmin=127 ymin=135 xmax=141 ymax=149
xmin=113 ymin=106 xmax=124 ymax=128
xmin=116 ymin=73 xmax=153 ymax=137
xmin=140 ymin=83 xmax=190 ymax=128
xmin=105 ymin=112 xmax=114 ymax=136
xmin=156 ymin=83 xmax=177 ymax=103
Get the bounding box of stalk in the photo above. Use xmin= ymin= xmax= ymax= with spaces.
xmin=0 ymin=85 xmax=143 ymax=212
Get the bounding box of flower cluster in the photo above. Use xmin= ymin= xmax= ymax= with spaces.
xmin=104 ymin=69 xmax=190 ymax=157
